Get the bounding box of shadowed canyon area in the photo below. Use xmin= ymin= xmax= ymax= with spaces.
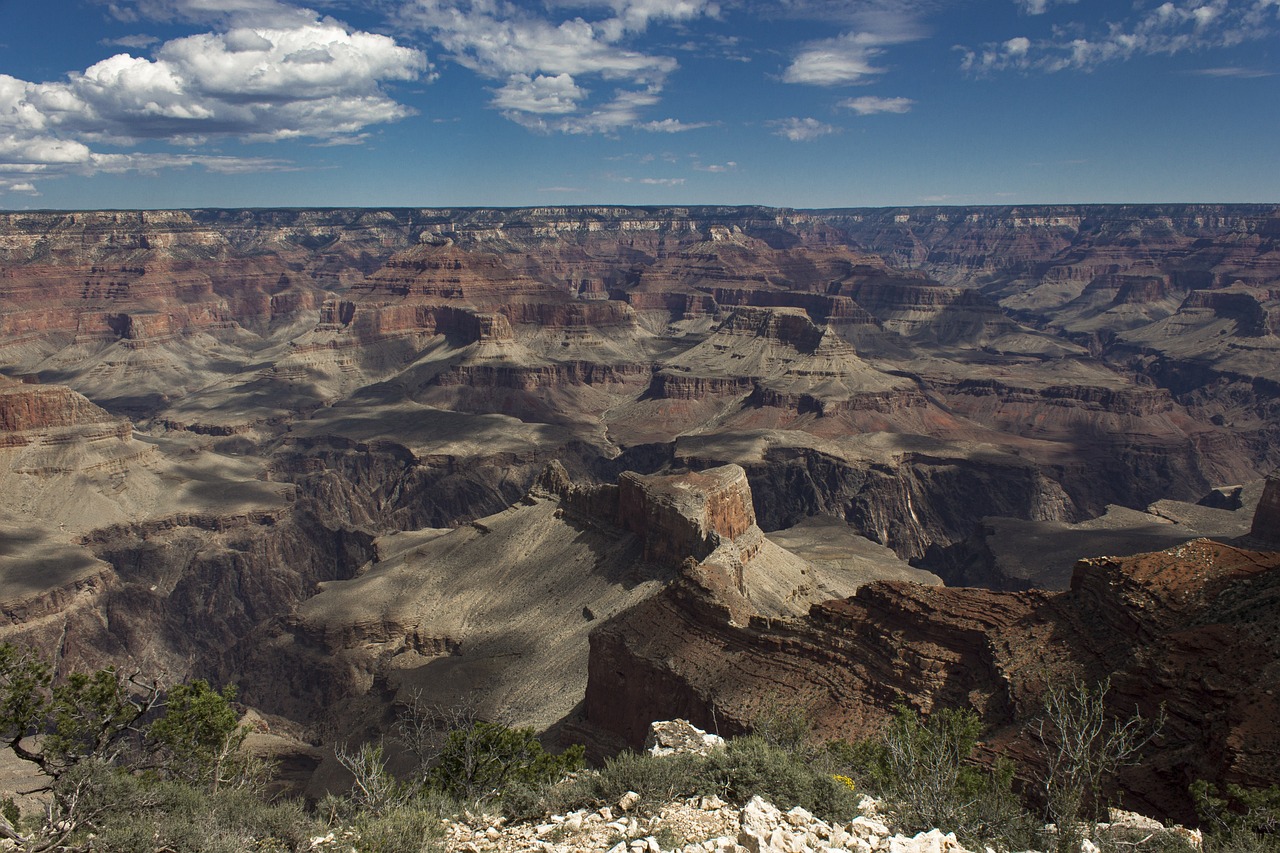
xmin=0 ymin=205 xmax=1278 ymax=819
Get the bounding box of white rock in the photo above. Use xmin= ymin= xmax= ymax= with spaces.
xmin=849 ymin=817 xmax=891 ymax=839
xmin=608 ymin=843 xmax=628 ymax=853
xmin=887 ymin=829 xmax=953 ymax=853
xmin=620 ymin=791 xmax=642 ymax=812
xmin=646 ymin=719 xmax=728 ymax=757
xmin=1107 ymin=809 xmax=1164 ymax=832
xmin=1082 ymin=840 xmax=1100 ymax=853
xmin=742 ymin=796 xmax=784 ymax=836
xmin=786 ymin=806 xmax=816 ymax=828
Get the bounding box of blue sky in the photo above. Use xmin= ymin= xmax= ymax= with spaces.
xmin=1 ymin=0 xmax=1277 ymax=208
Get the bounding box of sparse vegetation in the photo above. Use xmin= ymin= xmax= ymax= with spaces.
xmin=829 ymin=704 xmax=1039 ymax=850
xmin=1035 ymin=678 xmax=1164 ymax=853
xmin=1193 ymin=781 xmax=1280 ymax=853
xmin=0 ymin=649 xmax=1260 ymax=852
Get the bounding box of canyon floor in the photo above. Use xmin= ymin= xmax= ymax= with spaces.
xmin=0 ymin=205 xmax=1277 ymax=818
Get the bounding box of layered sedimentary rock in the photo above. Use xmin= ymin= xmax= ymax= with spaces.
xmin=0 ymin=204 xmax=1276 ymax=779
xmin=586 ymin=535 xmax=1280 ymax=821
xmin=248 ymin=462 xmax=901 ymax=747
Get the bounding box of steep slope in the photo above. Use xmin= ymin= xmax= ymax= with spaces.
xmin=243 ymin=462 xmax=904 ymax=739
xmin=586 ymin=532 xmax=1280 ymax=822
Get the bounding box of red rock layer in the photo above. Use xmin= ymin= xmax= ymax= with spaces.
xmin=586 ymin=538 xmax=1280 ymax=821
xmin=0 ymin=381 xmax=130 ymax=447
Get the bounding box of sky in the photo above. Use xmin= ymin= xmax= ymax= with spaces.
xmin=0 ymin=0 xmax=1277 ymax=209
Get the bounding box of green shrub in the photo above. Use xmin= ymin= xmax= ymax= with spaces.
xmin=147 ymin=680 xmax=253 ymax=792
xmin=84 ymin=770 xmax=321 ymax=853
xmin=832 ymin=704 xmax=1038 ymax=850
xmin=573 ymin=748 xmax=712 ymax=811
xmin=426 ymin=722 xmax=584 ymax=802
xmin=350 ymin=794 xmax=447 ymax=853
xmin=1194 ymin=781 xmax=1280 ymax=853
xmin=1036 ymin=678 xmax=1163 ymax=853
xmin=546 ymin=733 xmax=859 ymax=822
xmin=707 ymin=735 xmax=860 ymax=822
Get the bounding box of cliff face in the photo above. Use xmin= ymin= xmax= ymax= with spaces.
xmin=1252 ymin=472 xmax=1280 ymax=542
xmin=0 ymin=204 xmax=1276 ymax=782
xmin=586 ymin=537 xmax=1280 ymax=822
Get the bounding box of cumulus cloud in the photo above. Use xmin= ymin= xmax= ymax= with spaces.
xmin=401 ymin=0 xmax=714 ymax=133
xmin=768 ymin=117 xmax=839 ymax=141
xmin=493 ymin=73 xmax=587 ymax=114
xmin=962 ymin=0 xmax=1280 ymax=73
xmin=0 ymin=3 xmax=426 ymax=192
xmin=839 ymin=95 xmax=914 ymax=114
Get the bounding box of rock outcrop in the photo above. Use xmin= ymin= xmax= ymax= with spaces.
xmin=1251 ymin=472 xmax=1280 ymax=542
xmin=586 ymin=538 xmax=1280 ymax=821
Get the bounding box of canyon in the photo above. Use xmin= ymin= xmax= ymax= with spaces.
xmin=0 ymin=205 xmax=1277 ymax=814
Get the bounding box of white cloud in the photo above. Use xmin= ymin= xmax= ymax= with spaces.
xmin=1193 ymin=65 xmax=1274 ymax=76
xmin=0 ymin=3 xmax=426 ymax=192
xmin=0 ymin=180 xmax=40 ymax=195
xmin=638 ymin=176 xmax=685 ymax=185
xmin=1015 ymin=0 xmax=1077 ymax=14
xmin=963 ymin=0 xmax=1280 ymax=73
xmin=401 ymin=0 xmax=713 ymax=133
xmin=783 ymin=15 xmax=925 ymax=86
xmin=103 ymin=0 xmax=315 ymax=27
xmin=768 ymin=117 xmax=839 ymax=141
xmin=839 ymin=95 xmax=914 ymax=114
xmin=783 ymin=32 xmax=887 ymax=85
xmin=694 ymin=160 xmax=736 ymax=172
xmin=639 ymin=118 xmax=715 ymax=132
xmin=100 ymin=34 xmax=161 ymax=48
xmin=493 ymin=73 xmax=587 ymax=114
xmin=592 ymin=0 xmax=721 ymax=39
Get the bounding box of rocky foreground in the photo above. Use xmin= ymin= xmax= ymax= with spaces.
xmin=421 ymin=794 xmax=1195 ymax=853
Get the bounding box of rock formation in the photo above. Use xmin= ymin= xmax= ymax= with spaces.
xmin=0 ymin=204 xmax=1276 ymax=806
xmin=585 ymin=531 xmax=1280 ymax=821
xmin=1251 ymin=471 xmax=1280 ymax=543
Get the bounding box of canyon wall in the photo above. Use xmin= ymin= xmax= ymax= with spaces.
xmin=0 ymin=204 xmax=1276 ymax=799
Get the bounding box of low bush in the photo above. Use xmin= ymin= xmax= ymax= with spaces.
xmin=426 ymin=721 xmax=584 ymax=802
xmin=348 ymin=795 xmax=448 ymax=853
xmin=1194 ymin=781 xmax=1280 ymax=853
xmin=707 ymin=734 xmax=860 ymax=821
xmin=830 ymin=704 xmax=1039 ymax=850
xmin=84 ymin=768 xmax=321 ymax=853
xmin=542 ymin=733 xmax=859 ymax=822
